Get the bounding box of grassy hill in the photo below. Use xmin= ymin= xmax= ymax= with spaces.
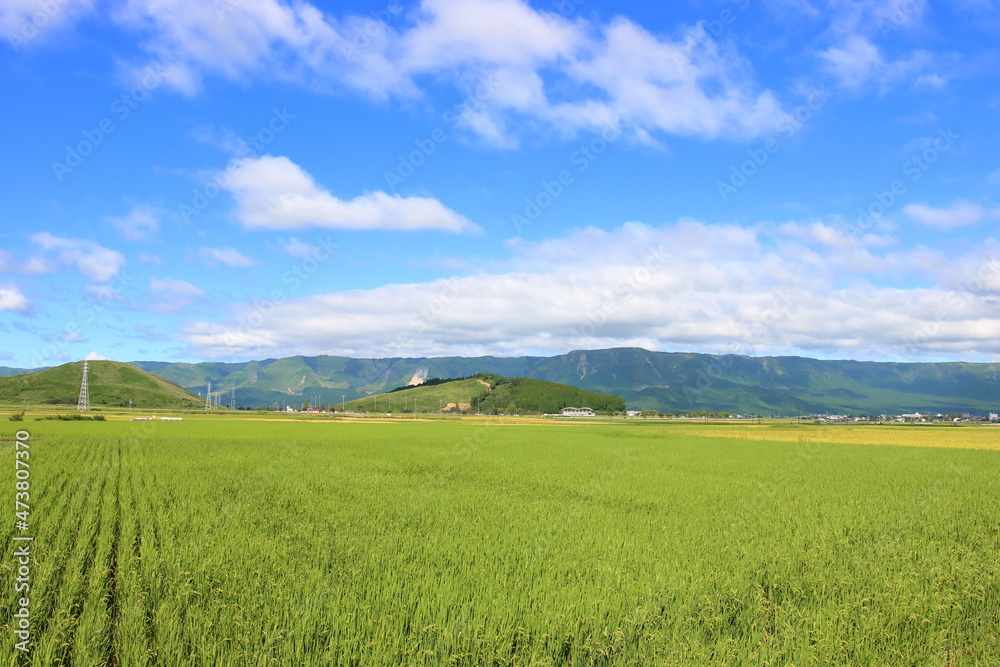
xmin=340 ymin=377 xmax=490 ymax=413
xmin=0 ymin=361 xmax=205 ymax=409
xmin=339 ymin=374 xmax=626 ymax=415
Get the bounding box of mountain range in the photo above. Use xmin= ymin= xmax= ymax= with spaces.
xmin=119 ymin=348 xmax=1000 ymax=415
xmin=4 ymin=348 xmax=998 ymax=415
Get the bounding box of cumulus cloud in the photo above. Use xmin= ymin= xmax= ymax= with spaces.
xmin=181 ymin=221 xmax=1000 ymax=361
xmin=224 ymin=155 xmax=480 ymax=233
xmin=112 ymin=0 xmax=788 ymax=144
xmin=149 ymin=278 xmax=206 ymax=314
xmin=196 ymin=246 xmax=258 ymax=268
xmin=29 ymin=233 xmax=125 ymax=282
xmin=84 ymin=351 xmax=111 ymax=361
xmin=107 ymin=205 xmax=161 ymax=241
xmin=904 ymin=201 xmax=999 ymax=230
xmin=0 ymin=286 xmax=30 ymax=312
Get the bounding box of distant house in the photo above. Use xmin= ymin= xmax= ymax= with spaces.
xmin=561 ymin=407 xmax=594 ymax=417
xmin=627 ymin=410 xmax=643 ymax=417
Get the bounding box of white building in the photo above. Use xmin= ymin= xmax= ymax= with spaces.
xmin=561 ymin=407 xmax=595 ymax=417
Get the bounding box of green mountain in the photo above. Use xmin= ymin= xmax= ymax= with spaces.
xmin=0 ymin=366 xmax=49 ymax=377
xmin=123 ymin=348 xmax=1000 ymax=415
xmin=0 ymin=361 xmax=204 ymax=409
xmin=340 ymin=374 xmax=626 ymax=415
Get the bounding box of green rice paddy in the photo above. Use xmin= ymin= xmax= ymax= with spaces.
xmin=1 ymin=419 xmax=997 ymax=665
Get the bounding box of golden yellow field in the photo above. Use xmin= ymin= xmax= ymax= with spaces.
xmin=666 ymin=423 xmax=1000 ymax=451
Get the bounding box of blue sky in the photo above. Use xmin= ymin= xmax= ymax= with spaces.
xmin=1 ymin=0 xmax=999 ymax=367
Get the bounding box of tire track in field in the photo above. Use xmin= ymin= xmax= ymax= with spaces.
xmin=126 ymin=444 xmax=157 ymax=663
xmin=60 ymin=448 xmax=112 ymax=665
xmin=33 ymin=437 xmax=106 ymax=640
xmin=105 ymin=439 xmax=123 ymax=667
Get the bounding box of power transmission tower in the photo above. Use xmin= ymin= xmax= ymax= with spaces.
xmin=229 ymin=385 xmax=236 ymax=410
xmin=77 ymin=360 xmax=89 ymax=412
xmin=205 ymin=379 xmax=212 ymax=411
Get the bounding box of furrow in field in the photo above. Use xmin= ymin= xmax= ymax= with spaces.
xmin=30 ymin=436 xmax=108 ymax=644
xmin=39 ymin=449 xmax=112 ymax=665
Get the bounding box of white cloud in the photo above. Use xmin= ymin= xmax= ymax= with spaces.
xmin=112 ymin=0 xmax=788 ymax=144
xmin=197 ymin=246 xmax=258 ymax=268
xmin=84 ymin=351 xmax=111 ymax=361
xmin=904 ymin=201 xmax=996 ymax=230
xmin=819 ymin=36 xmax=938 ymax=92
xmin=0 ymin=250 xmax=50 ymax=275
xmin=107 ymin=205 xmax=161 ymax=241
xmin=0 ymin=286 xmax=30 ymax=312
xmin=66 ymin=332 xmax=86 ymax=342
xmin=280 ymin=237 xmax=321 ymax=259
xmin=0 ymin=0 xmax=92 ymax=39
xmin=181 ymin=220 xmax=1000 ymax=361
xmin=149 ymin=278 xmax=206 ymax=314
xmin=225 ymin=155 xmax=480 ymax=233
xmin=29 ymin=233 xmax=126 ymax=282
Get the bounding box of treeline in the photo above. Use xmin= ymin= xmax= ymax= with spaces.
xmin=471 ymin=376 xmax=625 ymax=415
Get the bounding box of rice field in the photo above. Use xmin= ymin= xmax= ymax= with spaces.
xmin=1 ymin=419 xmax=998 ymax=665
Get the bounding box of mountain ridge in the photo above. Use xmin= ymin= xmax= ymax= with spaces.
xmin=123 ymin=348 xmax=1000 ymax=415
xmin=3 ymin=349 xmax=997 ymax=415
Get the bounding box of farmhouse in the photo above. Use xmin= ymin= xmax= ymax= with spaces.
xmin=561 ymin=407 xmax=595 ymax=417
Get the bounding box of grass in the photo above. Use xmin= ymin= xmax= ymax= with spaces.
xmin=0 ymin=420 xmax=997 ymax=665
xmin=0 ymin=361 xmax=203 ymax=410
xmin=339 ymin=377 xmax=489 ymax=413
